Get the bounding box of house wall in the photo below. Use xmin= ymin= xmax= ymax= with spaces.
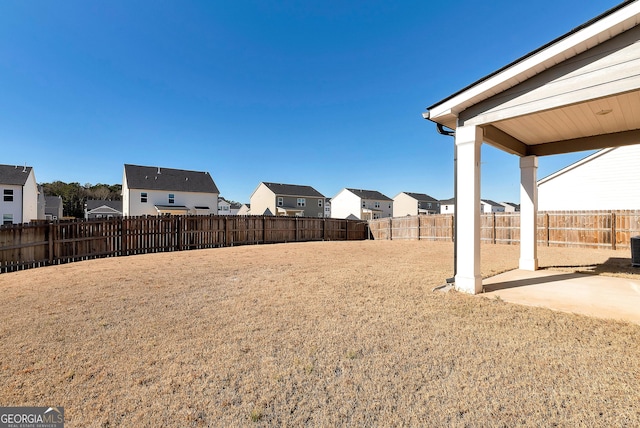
xmin=250 ymin=183 xmax=276 ymax=216
xmin=330 ymin=189 xmax=360 ymax=219
xmin=1 ymin=184 xmax=23 ymax=224
xmin=218 ymin=200 xmax=231 ymax=214
xmin=538 ymin=145 xmax=640 ymax=210
xmin=440 ymin=203 xmax=455 ymax=214
xmin=393 ymin=193 xmax=417 ymax=217
xmin=362 ymin=198 xmax=392 ymax=219
xmin=277 ymin=195 xmax=324 ymax=217
xmin=22 ymin=170 xmax=39 ymax=222
xmin=501 ymin=204 xmax=517 ymax=213
xmin=37 ymin=186 xmax=46 ymax=220
xmin=481 ymin=203 xmax=505 ymax=214
xmin=126 ymin=189 xmax=218 ymax=216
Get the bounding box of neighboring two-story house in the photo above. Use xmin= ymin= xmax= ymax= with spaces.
xmin=393 ymin=192 xmax=440 ymax=216
xmin=217 ymin=197 xmax=241 ymax=215
xmin=45 ymin=195 xmax=64 ymax=220
xmin=0 ymin=164 xmax=39 ymax=225
xmin=250 ymin=182 xmax=325 ymax=217
xmin=331 ymin=188 xmax=393 ymax=220
xmin=85 ymin=200 xmax=123 ymax=219
xmin=500 ymin=202 xmax=520 ymax=212
xmin=122 ymin=164 xmax=219 ymax=216
xmin=439 ymin=198 xmax=455 ymax=214
xmin=480 ymin=199 xmax=505 ymax=214
xmin=323 ymin=199 xmax=331 ymax=218
xmin=237 ymin=203 xmax=251 ymax=215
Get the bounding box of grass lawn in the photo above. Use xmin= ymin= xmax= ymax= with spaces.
xmin=1 ymin=240 xmax=639 ymax=426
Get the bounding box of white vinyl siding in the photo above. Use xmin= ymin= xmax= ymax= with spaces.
xmin=538 ymin=145 xmax=640 ymax=210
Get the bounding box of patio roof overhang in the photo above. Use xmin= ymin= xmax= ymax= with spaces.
xmin=426 ymin=0 xmax=640 ymax=157
xmin=424 ymin=0 xmax=640 ymax=294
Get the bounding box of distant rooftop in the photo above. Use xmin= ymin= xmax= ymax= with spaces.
xmin=124 ymin=164 xmax=219 ymax=193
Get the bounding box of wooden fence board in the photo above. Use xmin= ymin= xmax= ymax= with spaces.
xmin=0 ymin=215 xmax=367 ymax=273
xmin=369 ymin=210 xmax=640 ymax=250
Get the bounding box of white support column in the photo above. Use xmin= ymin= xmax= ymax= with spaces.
xmin=454 ymin=125 xmax=483 ymax=294
xmin=519 ymin=155 xmax=539 ymax=271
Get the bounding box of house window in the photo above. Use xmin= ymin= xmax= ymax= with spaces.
xmin=297 ymin=198 xmax=305 ymax=207
xmin=277 ymin=197 xmax=283 ymax=206
xmin=318 ymin=199 xmax=322 ymax=207
xmin=169 ymin=194 xmax=175 ymax=204
xmin=374 ymin=201 xmax=380 ymax=208
xmin=3 ymin=189 xmax=13 ymax=202
xmin=141 ymin=192 xmax=147 ymax=203
xmin=427 ymin=202 xmax=432 ymax=209
xmin=2 ymin=214 xmax=12 ymax=225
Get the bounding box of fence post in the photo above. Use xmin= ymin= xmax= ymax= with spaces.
xmin=262 ymin=216 xmax=267 ymax=244
xmin=389 ymin=217 xmax=393 ymax=240
xmin=295 ymin=217 xmax=299 ymax=242
xmin=493 ymin=213 xmax=497 ymax=244
xmin=48 ymin=222 xmax=54 ymax=265
xmin=451 ymin=215 xmax=455 ymax=242
xmin=176 ymin=216 xmax=182 ymax=251
xmin=546 ymin=213 xmax=550 ymax=247
xmin=611 ymin=212 xmax=616 ymax=250
xmin=224 ymin=216 xmax=229 ymax=246
xmin=323 ymin=218 xmax=326 ymax=241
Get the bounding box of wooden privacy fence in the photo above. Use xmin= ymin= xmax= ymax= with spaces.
xmin=0 ymin=215 xmax=368 ymax=273
xmin=369 ymin=210 xmax=640 ymax=250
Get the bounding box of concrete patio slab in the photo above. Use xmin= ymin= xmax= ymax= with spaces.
xmin=481 ymin=269 xmax=640 ymax=325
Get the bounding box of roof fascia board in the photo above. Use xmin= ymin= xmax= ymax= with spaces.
xmin=428 ymin=1 xmax=640 ymax=124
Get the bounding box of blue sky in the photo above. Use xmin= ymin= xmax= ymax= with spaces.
xmin=0 ymin=0 xmax=623 ymax=203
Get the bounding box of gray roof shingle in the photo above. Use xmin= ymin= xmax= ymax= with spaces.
xmin=124 ymin=164 xmax=219 ymax=193
xmin=346 ymin=188 xmax=392 ymax=201
xmin=0 ymin=164 xmax=33 ymax=186
xmin=262 ymin=182 xmax=324 ymax=198
xmin=402 ymin=192 xmax=439 ymax=203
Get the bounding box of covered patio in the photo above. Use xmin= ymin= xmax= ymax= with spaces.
xmin=425 ymin=1 xmax=640 ymax=294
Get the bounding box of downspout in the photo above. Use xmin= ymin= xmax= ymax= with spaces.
xmin=423 ymin=112 xmax=457 ymax=285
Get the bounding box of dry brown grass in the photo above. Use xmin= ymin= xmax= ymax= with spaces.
xmin=1 ymin=241 xmax=639 ymax=427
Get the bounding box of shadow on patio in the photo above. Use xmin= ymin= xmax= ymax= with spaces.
xmin=481 ymin=260 xmax=640 ymax=325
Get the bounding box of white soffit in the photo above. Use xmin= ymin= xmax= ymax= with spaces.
xmin=428 ymin=1 xmax=640 ymax=126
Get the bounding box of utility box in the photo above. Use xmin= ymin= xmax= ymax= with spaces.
xmin=632 ymin=236 xmax=640 ymax=267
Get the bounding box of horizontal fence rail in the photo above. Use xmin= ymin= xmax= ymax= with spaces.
xmin=0 ymin=216 xmax=368 ymax=273
xmin=369 ymin=210 xmax=640 ymax=250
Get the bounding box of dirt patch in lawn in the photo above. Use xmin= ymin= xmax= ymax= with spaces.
xmin=1 ymin=241 xmax=639 ymax=426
